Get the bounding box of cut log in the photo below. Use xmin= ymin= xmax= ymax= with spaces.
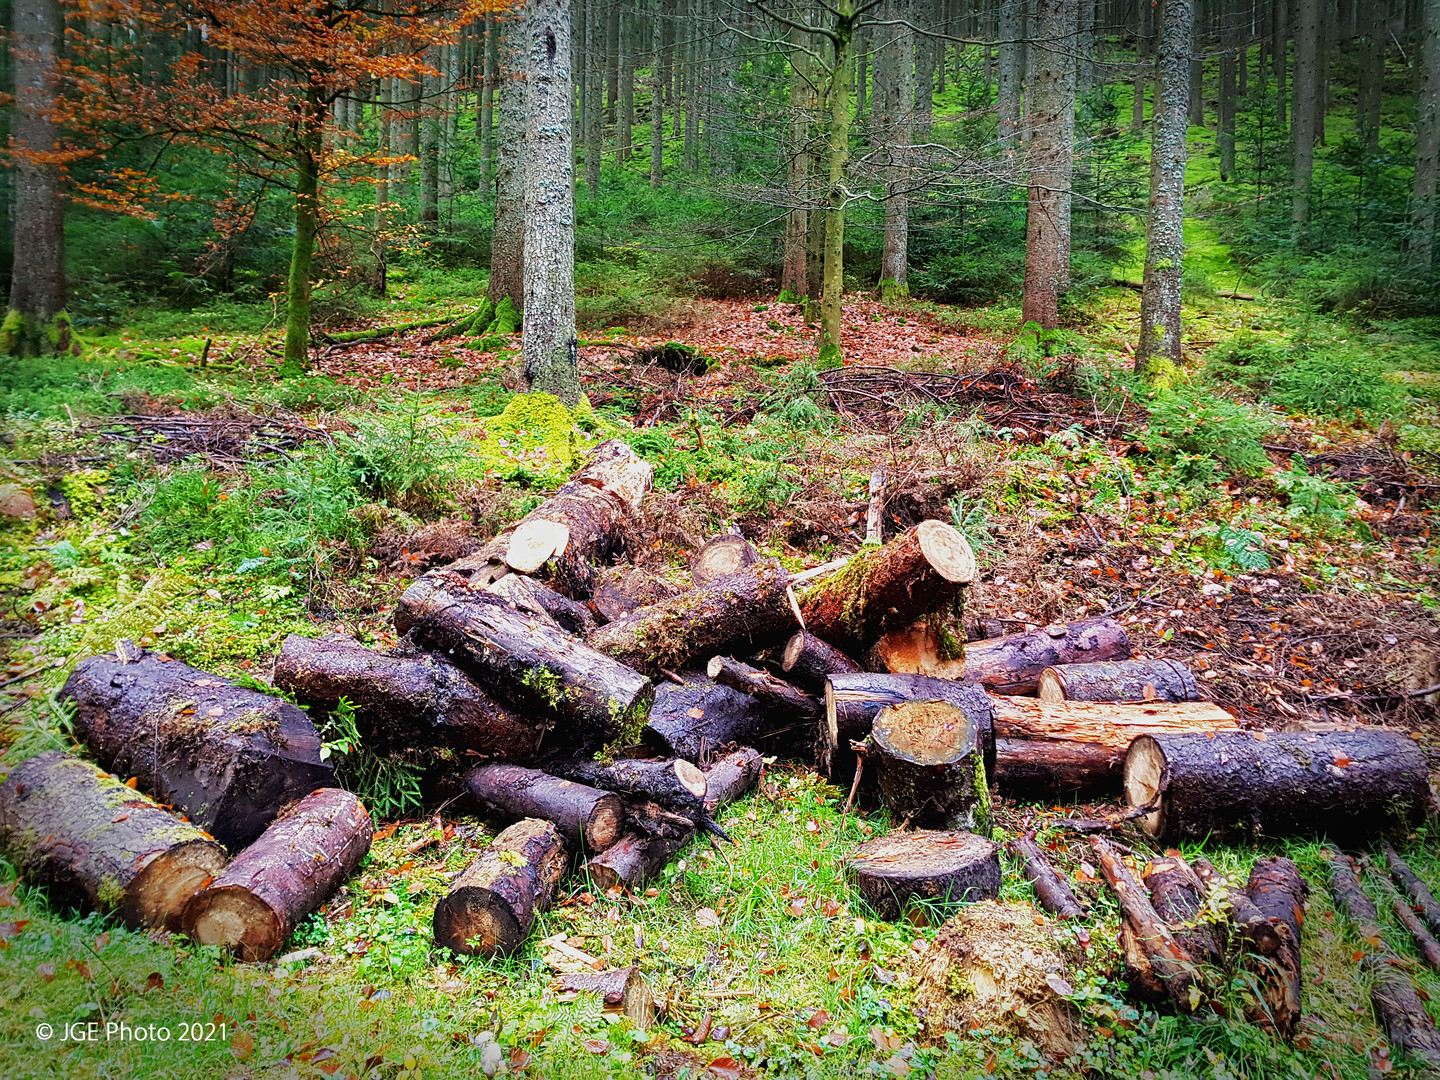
xmin=1124 ymin=730 xmax=1434 ymax=843
xmin=873 ymin=616 xmax=1131 ymax=695
xmin=591 ymin=565 xmax=680 ymax=621
xmin=1090 ymin=836 xmax=1203 ymax=1011
xmin=1038 ymin=659 xmax=1198 ymax=704
xmin=1381 ymin=841 xmax=1440 ymax=937
xmin=690 ymin=534 xmax=758 ymax=586
xmin=1366 ymin=954 xmax=1440 ymax=1068
xmin=62 ymin=645 xmax=333 ymax=851
xmin=465 ymin=764 xmax=623 ymax=855
xmin=706 ymin=656 xmax=819 ymax=720
xmin=1119 ymin=922 xmax=1167 ymax=1002
xmin=445 ymin=438 xmax=654 ymax=583
xmin=432 ymin=818 xmax=568 ymax=956
xmin=642 ymin=671 xmax=768 ymax=762
xmin=703 ymin=746 xmax=763 ymax=814
xmin=394 ymin=570 xmax=654 ymax=749
xmin=1322 ymin=846 xmax=1382 ymax=938
xmin=848 ymin=830 xmax=1000 ymax=921
xmin=869 ymin=700 xmax=990 ymax=833
xmin=1380 ymin=874 xmax=1440 ymax=972
xmin=587 ymin=828 xmax=693 ymax=892
xmin=1142 ymin=854 xmax=1225 ymax=968
xmin=487 ymin=573 xmax=599 ymax=636
xmin=1241 ymin=856 xmax=1308 ymax=1039
xmin=543 ymin=755 xmax=710 ymax=833
xmin=781 ymin=631 xmax=861 ymax=695
xmin=1191 ymin=856 xmax=1281 ymax=956
xmin=824 ymin=674 xmax=996 ymax=782
xmin=1008 ymin=833 xmax=1084 ymax=918
xmin=553 ymin=967 xmax=654 ymax=1028
xmin=799 ymin=521 xmax=975 ymax=656
xmin=180 ymin=788 xmax=372 ymax=961
xmin=991 ymin=696 xmax=1237 ymax=795
xmin=587 ymin=561 xmax=797 ymax=678
xmin=0 ymin=751 xmax=227 ymax=930
xmin=274 ymin=633 xmax=539 ymax=762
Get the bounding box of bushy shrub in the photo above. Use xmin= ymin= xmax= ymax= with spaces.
xmin=1204 ymin=332 xmax=1289 ymax=387
xmin=1139 ymin=386 xmax=1275 ymax=477
xmin=1271 ymin=352 xmax=1404 ymax=417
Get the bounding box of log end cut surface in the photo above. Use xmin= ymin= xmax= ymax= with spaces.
xmin=872 ymin=700 xmax=977 ymax=765
xmin=184 ymin=886 xmax=282 ymax=962
xmin=849 ymin=830 xmax=1000 ymax=921
xmin=916 ymin=519 xmax=977 ymax=584
xmin=1123 ymin=734 xmax=1170 ymax=838
xmin=125 ymin=839 xmax=230 ymax=932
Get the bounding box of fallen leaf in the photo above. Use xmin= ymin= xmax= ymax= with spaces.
xmin=707 ymin=1057 xmax=743 ymax=1080
xmin=146 ymin=971 xmax=164 ymax=991
xmin=36 ymin=962 xmax=55 ymax=982
xmin=688 ymin=707 xmax=704 ymax=719
xmin=582 ymin=1037 xmax=609 ymax=1054
xmin=695 ymin=907 xmax=720 ymax=929
xmin=231 ymin=1029 xmax=255 ymax=1060
xmin=807 ymin=1008 xmax=830 ymax=1029
xmin=1045 ymin=972 xmax=1074 ymax=996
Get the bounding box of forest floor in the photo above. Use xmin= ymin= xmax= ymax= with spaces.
xmin=2 ymin=282 xmax=1440 ymax=1080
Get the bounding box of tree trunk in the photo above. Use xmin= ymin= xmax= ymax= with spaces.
xmin=180 ymin=788 xmax=372 ymax=962
xmin=798 ymin=520 xmax=974 ymax=657
xmin=1324 ymin=846 xmax=1381 ymax=937
xmin=5 ymin=0 xmax=68 ymax=357
xmin=587 ymin=827 xmax=692 ymax=891
xmin=848 ymin=830 xmax=1001 ymax=920
xmin=1381 ymin=841 xmax=1440 ymax=936
xmin=488 ymin=572 xmax=599 ymax=636
xmin=585 ymin=0 xmax=603 ymax=196
xmin=1135 ymin=0 xmax=1193 ymax=375
xmin=275 ymin=633 xmax=540 ymax=761
xmin=432 ymin=818 xmax=568 ymax=956
xmin=606 ymin=4 xmax=620 ymax=124
xmin=591 ymin=565 xmax=680 ymax=621
xmin=1411 ymin=0 xmax=1440 ymax=270
xmin=1367 ymin=953 xmax=1440 ymax=1067
xmin=1291 ymin=0 xmax=1320 ymax=238
xmin=619 ymin=7 xmax=634 ymax=162
xmin=396 ymin=571 xmax=654 ymax=747
xmin=1241 ymin=856 xmax=1307 ymax=1038
xmin=419 ymin=64 xmax=440 ymax=224
xmin=1124 ymin=730 xmax=1435 ymax=843
xmin=1037 ymin=659 xmax=1198 ymax=703
xmin=880 ymin=0 xmax=913 ymax=300
xmin=1360 ymin=3 xmax=1385 ymax=160
xmin=1376 ymin=869 xmax=1440 ymax=971
xmin=1218 ymin=41 xmax=1237 ymax=180
xmin=480 ymin=14 xmax=497 ymax=187
xmin=371 ymin=76 xmax=391 ymax=296
xmin=282 ymin=114 xmax=324 ymax=373
xmin=1021 ymin=0 xmax=1078 ymax=328
xmin=1132 ymin=0 xmax=1150 ymax=134
xmin=587 ymin=560 xmax=796 ymax=677
xmin=781 ymin=630 xmax=862 ymax=694
xmin=1143 ymin=853 xmax=1225 ymax=968
xmin=1009 ymin=833 xmax=1085 ymax=917
xmin=782 ymin=25 xmax=812 ymax=298
xmin=465 ymin=764 xmax=623 ymax=854
xmin=997 ymin=0 xmax=1024 ymax=144
xmin=817 ymin=0 xmax=858 ymax=367
xmin=703 ymin=746 xmax=763 ymax=813
xmin=0 ymin=751 xmax=227 ymax=931
xmin=523 ymin=0 xmax=580 ymax=402
xmin=706 ymin=656 xmax=819 ymax=721
xmin=63 ymin=646 xmax=333 ymax=852
xmin=642 ymin=671 xmax=769 ymax=762
xmin=490 ymin=15 xmax=527 ymax=311
xmin=543 ymin=755 xmax=709 ymax=830
xmin=650 ymin=3 xmax=664 ymax=188
xmin=690 ymin=534 xmax=758 ymax=585
xmin=870 ymin=700 xmax=990 ymax=832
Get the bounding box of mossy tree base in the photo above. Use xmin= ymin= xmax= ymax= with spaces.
xmin=2 ymin=308 xmax=74 ymax=357
xmin=877 ymin=279 xmax=909 ymax=304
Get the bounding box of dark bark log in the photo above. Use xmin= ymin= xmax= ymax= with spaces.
xmin=180 ymin=787 xmax=372 ymax=961
xmin=1381 ymin=841 xmax=1440 ymax=936
xmin=542 ymin=755 xmax=709 ymax=833
xmin=587 ymin=828 xmax=693 ymax=892
xmin=994 ymin=738 xmax=1118 ymax=795
xmin=0 ymin=751 xmax=226 ymax=930
xmin=432 ymin=818 xmax=568 ymax=956
xmin=1008 ymin=833 xmax=1084 ymax=917
xmin=781 ymin=631 xmax=861 ymax=694
xmin=587 ymin=560 xmax=796 ymax=677
xmin=62 ymin=645 xmax=333 ymax=851
xmin=706 ymin=656 xmax=819 ymax=720
xmin=798 ymin=521 xmax=975 ymax=656
xmin=395 ymin=570 xmax=654 ymax=749
xmin=1038 ymin=659 xmax=1198 ymax=704
xmin=553 ymin=966 xmax=654 ymax=1027
xmin=591 ymin=566 xmax=680 ymax=622
xmin=1241 ymin=856 xmax=1308 ymax=1039
xmin=274 ymin=633 xmax=539 ymax=761
xmin=1091 ymin=836 xmax=1204 ymax=1011
xmin=848 ymin=830 xmax=1000 ymax=921
xmin=959 ymin=618 xmax=1132 ymax=695
xmin=690 ymin=534 xmax=758 ymax=586
xmin=1379 ymin=873 xmax=1440 ymax=972
xmin=1366 ymin=953 xmax=1440 ymax=1067
xmin=642 ymin=671 xmax=768 ymax=762
xmin=703 ymin=746 xmax=763 ymax=814
xmin=465 ymin=764 xmax=624 ymax=854
xmin=1322 ymin=845 xmax=1382 ymax=939
xmin=1143 ymin=854 xmax=1225 ymax=968
xmin=870 ymin=701 xmax=990 ymax=833
xmin=487 ymin=573 xmax=599 ymax=636
xmin=1124 ymin=730 xmax=1435 ymax=843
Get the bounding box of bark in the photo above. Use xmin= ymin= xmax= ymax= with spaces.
xmin=1360 ymin=3 xmax=1386 ymax=160
xmin=592 ymin=566 xmax=680 ymax=621
xmin=1143 ymin=853 xmax=1225 ymax=968
xmin=1377 ymin=870 xmax=1440 ymax=972
xmin=1241 ymin=856 xmax=1307 ymax=1038
xmin=432 ymin=818 xmax=568 ymax=956
xmin=584 ymin=0 xmax=603 ymax=196
xmin=1381 ymin=841 xmax=1440 ymax=935
xmin=554 ymin=966 xmax=653 ymax=1026
xmin=702 ymin=746 xmax=763 ymax=813
xmin=0 ymin=751 xmax=227 ymax=931
xmin=817 ymin=0 xmax=858 ymax=366
xmin=1135 ymin=0 xmax=1193 ymax=375
xmin=642 ymin=670 xmax=769 ymax=762
xmin=1009 ymin=833 xmax=1085 ymax=917
xmin=371 ymin=76 xmax=391 ymax=296
xmin=480 ymin=14 xmax=497 ymax=187
xmin=997 ymin=0 xmax=1024 ymax=144
xmin=935 ymin=616 xmax=1130 ymax=695
xmin=282 ymin=104 xmax=325 ymax=372
xmin=1291 ymin=0 xmax=1320 ymax=237
xmin=799 ymin=521 xmax=975 ymax=657
xmin=587 ymin=827 xmax=692 ymax=891
xmin=1366 ymin=953 xmax=1440 ymax=1067
xmin=1218 ymin=29 xmax=1237 ymax=182
xmin=1132 ymin=0 xmax=1150 ymax=134
xmin=782 ymin=23 xmax=812 ymax=298
xmin=706 ymin=656 xmax=819 ymax=721
xmin=1191 ymin=855 xmax=1282 ymax=956
xmin=586 ymin=560 xmax=796 ymax=677
xmin=490 ymin=14 xmax=527 ymax=311
xmin=487 ymin=572 xmax=599 ymax=636
xmin=1091 ymin=835 xmax=1204 ymax=1010
xmin=650 ymin=4 xmax=664 ymax=188
xmin=395 ymin=570 xmax=655 ymax=748
xmin=825 ymin=673 xmax=995 ymax=774
xmin=1124 ymin=730 xmax=1434 ymax=844
xmin=274 ymin=633 xmax=540 ymax=761
xmin=781 ymin=631 xmax=862 ymax=695
xmin=1411 ymin=0 xmax=1440 ymax=271
xmin=848 ymin=829 xmax=1001 ymax=920
xmin=522 ymin=0 xmax=579 ymax=402
xmin=419 ymin=65 xmax=440 ymax=225
xmin=466 ymin=764 xmax=623 ymax=854
xmin=6 ymin=0 xmax=67 ymax=357
xmin=1037 ymin=659 xmax=1199 ymax=703
xmin=180 ymin=788 xmax=372 ymax=962
xmin=690 ymin=534 xmax=758 ymax=586
xmin=543 ymin=754 xmax=709 ymax=831
xmin=62 ymin=646 xmax=333 ymax=852
xmin=1021 ymin=0 xmax=1078 ymax=328
xmin=879 ymin=0 xmax=913 ymax=298
xmin=1323 ymin=845 xmax=1381 ymax=937
xmin=870 ymin=700 xmax=990 ymax=832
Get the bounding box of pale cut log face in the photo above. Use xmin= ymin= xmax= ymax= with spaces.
xmin=1123 ymin=736 xmax=1167 ymax=837
xmin=916 ymin=519 xmax=976 ymax=583
xmin=505 ymin=519 xmax=571 ymax=573
xmin=873 ymin=700 xmax=976 ymax=765
xmin=124 ymin=839 xmax=229 ymax=932
xmin=186 ymin=887 xmax=281 ymax=962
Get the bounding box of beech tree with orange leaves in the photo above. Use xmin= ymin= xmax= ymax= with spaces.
xmin=63 ymin=0 xmax=501 ymax=372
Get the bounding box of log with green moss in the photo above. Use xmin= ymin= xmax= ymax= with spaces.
xmin=0 ymin=751 xmax=227 ymax=930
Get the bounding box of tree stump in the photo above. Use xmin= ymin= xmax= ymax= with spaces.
xmin=690 ymin=534 xmax=758 ymax=586
xmin=553 ymin=967 xmax=654 ymax=1028
xmin=848 ymin=830 xmax=1000 ymax=921
xmin=870 ymin=700 xmax=990 ymax=833
xmin=0 ymin=751 xmax=227 ymax=930
xmin=432 ymin=818 xmax=568 ymax=957
xmin=1038 ymin=659 xmax=1198 ymax=703
xmin=465 ymin=764 xmax=623 ymax=854
xmin=180 ymin=788 xmax=373 ymax=961
xmin=780 ymin=631 xmax=861 ymax=695
xmin=1124 ymin=730 xmax=1434 ymax=842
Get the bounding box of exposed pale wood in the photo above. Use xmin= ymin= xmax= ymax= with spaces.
xmin=870 ymin=701 xmax=989 ymax=833
xmin=432 ymin=818 xmax=567 ymax=956
xmin=848 ymin=830 xmax=1000 ymax=921
xmin=552 ymin=966 xmax=654 ymax=1027
xmin=587 ymin=828 xmax=693 ymax=892
xmin=864 ymin=469 xmax=886 ymax=545
xmin=690 ymin=534 xmax=758 ymax=586
xmin=781 ymin=631 xmax=861 ymax=695
xmin=702 ymin=746 xmax=762 ymax=814
xmin=505 ymin=518 xmax=573 ymax=574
